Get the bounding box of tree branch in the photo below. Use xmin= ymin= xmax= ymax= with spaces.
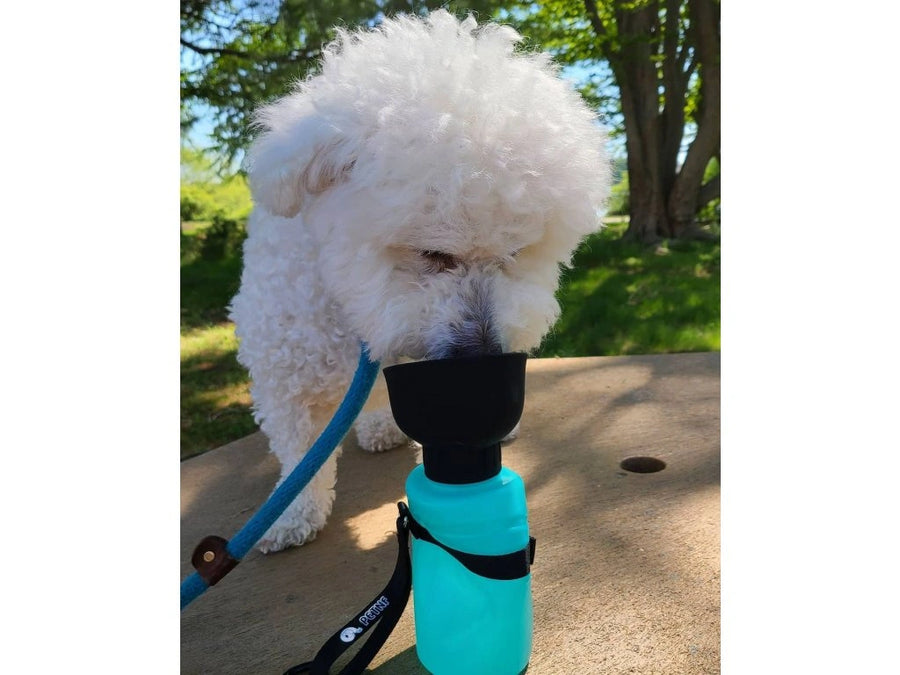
xmin=583 ymin=0 xmax=608 ymax=40
xmin=180 ymin=36 xmax=301 ymax=64
xmin=698 ymin=173 xmax=719 ymax=205
xmin=181 ymin=37 xmax=249 ymax=58
xmin=663 ymin=0 xmax=680 ymax=73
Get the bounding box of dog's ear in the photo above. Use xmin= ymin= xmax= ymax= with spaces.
xmin=246 ymin=97 xmax=356 ymax=218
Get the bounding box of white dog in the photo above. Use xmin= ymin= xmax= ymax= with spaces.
xmin=230 ymin=11 xmax=611 ymax=553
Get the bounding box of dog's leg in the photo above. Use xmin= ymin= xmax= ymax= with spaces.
xmin=255 ymin=400 xmax=344 ymax=553
xmin=231 ymin=213 xmax=368 ymax=552
xmin=353 ymin=408 xmax=409 ymax=453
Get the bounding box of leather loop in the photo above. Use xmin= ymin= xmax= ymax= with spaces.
xmin=191 ymin=535 xmax=239 ymax=586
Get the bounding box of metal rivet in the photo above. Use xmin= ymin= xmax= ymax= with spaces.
xmin=203 ymin=551 xmax=216 ymax=563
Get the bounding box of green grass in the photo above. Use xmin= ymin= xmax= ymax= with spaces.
xmin=180 ymin=219 xmax=719 ymax=459
xmin=181 ymin=226 xmax=257 ymax=460
xmin=181 ymin=323 xmax=258 ymax=460
xmin=180 ymin=220 xmax=211 ymax=234
xmin=537 ymin=221 xmax=720 ymax=356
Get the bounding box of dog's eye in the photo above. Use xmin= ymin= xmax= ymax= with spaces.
xmin=420 ymin=250 xmax=460 ymax=272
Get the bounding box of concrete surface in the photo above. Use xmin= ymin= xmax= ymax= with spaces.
xmin=181 ymin=353 xmax=720 ymax=674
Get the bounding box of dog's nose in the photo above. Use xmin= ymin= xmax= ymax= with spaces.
xmin=443 ymin=293 xmax=504 ymax=358
xmin=444 ymin=334 xmax=503 ymax=359
xmin=446 ymin=276 xmax=503 ymax=358
xmin=424 ymin=276 xmax=504 ymax=360
xmin=425 ymin=321 xmax=503 ymax=360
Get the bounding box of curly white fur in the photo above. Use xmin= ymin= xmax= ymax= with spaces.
xmin=354 ymin=409 xmax=411 ymax=453
xmin=230 ymin=10 xmax=611 ymax=552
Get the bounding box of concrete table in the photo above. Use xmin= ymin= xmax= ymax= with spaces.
xmin=181 ymin=353 xmax=720 ymax=674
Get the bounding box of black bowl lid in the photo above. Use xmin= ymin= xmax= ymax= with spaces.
xmin=383 ymin=352 xmax=527 ymax=483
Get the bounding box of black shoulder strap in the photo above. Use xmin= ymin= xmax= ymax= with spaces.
xmin=284 ymin=503 xmax=412 ymax=675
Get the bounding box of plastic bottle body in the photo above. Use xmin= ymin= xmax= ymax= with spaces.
xmin=405 ymin=465 xmax=532 ymax=675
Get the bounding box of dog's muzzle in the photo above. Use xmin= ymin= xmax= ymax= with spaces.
xmin=426 ymin=277 xmax=503 ymax=359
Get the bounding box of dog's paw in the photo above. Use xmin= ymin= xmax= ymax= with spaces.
xmin=354 ymin=408 xmax=409 ymax=453
xmin=255 ymin=495 xmax=330 ymax=553
xmin=256 ymin=526 xmax=318 ymax=554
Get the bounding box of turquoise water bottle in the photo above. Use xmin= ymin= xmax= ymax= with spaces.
xmin=384 ymin=353 xmax=533 ymax=675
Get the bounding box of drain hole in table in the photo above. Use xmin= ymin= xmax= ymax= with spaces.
xmin=620 ymin=456 xmax=666 ymax=473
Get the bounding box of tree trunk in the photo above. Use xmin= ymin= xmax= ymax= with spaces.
xmin=584 ymin=0 xmax=720 ymax=244
xmin=667 ymin=0 xmax=720 ymax=237
xmin=622 ymin=101 xmax=669 ymax=244
xmin=614 ymin=1 xmax=669 ymax=244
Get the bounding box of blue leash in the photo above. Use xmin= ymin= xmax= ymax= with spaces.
xmin=181 ymin=344 xmax=381 ymax=610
